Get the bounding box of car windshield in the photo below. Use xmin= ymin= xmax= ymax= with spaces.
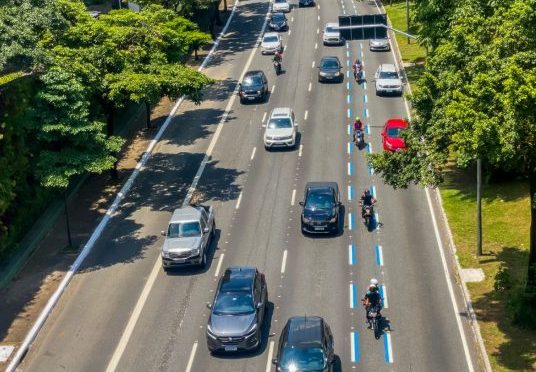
xmin=274 ymin=0 xmax=287 ymax=3
xmin=167 ymin=222 xmax=201 ymax=238
xmin=325 ymin=26 xmax=338 ymax=33
xmin=321 ymin=59 xmax=339 ymax=69
xmin=263 ymin=35 xmax=279 ymax=43
xmin=243 ymin=76 xmax=262 ymax=86
xmin=268 ymin=117 xmax=292 ymax=129
xmin=272 ymin=14 xmax=285 ymax=21
xmin=280 ymin=346 xmax=326 ymax=370
xmin=387 ymin=127 xmax=405 ymax=137
xmin=379 ymin=71 xmax=398 ymax=79
xmin=213 ymin=292 xmax=255 ymax=315
xmin=305 ymin=191 xmax=335 ymax=209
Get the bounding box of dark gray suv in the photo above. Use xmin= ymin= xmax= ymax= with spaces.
xmin=206 ymin=267 xmax=268 ymax=353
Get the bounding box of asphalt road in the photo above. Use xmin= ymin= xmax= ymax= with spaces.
xmin=20 ymin=0 xmax=483 ymax=371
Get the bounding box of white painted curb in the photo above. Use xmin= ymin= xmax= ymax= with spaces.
xmin=5 ymin=2 xmax=241 ymax=371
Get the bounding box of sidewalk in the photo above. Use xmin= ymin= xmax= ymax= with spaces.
xmin=0 ymin=8 xmax=230 ymax=367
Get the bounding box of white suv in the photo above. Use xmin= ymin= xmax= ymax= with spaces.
xmin=264 ymin=108 xmax=298 ymax=149
xmin=374 ymin=64 xmax=403 ymax=96
xmin=323 ymin=23 xmax=344 ymax=45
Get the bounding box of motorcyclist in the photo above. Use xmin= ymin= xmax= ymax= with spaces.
xmin=359 ymin=189 xmax=377 ymax=218
xmin=361 ymin=278 xmax=382 ymax=328
xmin=273 ymin=51 xmax=283 ymax=64
xmin=353 ymin=116 xmax=364 ymax=143
xmin=352 ymin=59 xmax=363 ymax=79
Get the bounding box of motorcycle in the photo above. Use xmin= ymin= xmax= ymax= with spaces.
xmin=362 ymin=204 xmax=374 ymax=229
xmin=273 ymin=60 xmax=282 ymax=75
xmin=367 ymin=305 xmax=382 ymax=339
xmin=354 ymin=129 xmax=365 ymax=149
xmin=353 ymin=67 xmax=363 ymax=82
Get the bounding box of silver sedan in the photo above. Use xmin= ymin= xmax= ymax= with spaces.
xmin=369 ymin=38 xmax=390 ymax=51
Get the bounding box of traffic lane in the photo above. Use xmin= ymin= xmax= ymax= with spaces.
xmin=20 ymin=1 xmax=271 ymax=371
xmin=187 ymin=5 xmax=325 ymax=371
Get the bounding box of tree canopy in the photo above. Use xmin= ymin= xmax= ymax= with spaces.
xmin=370 ymin=0 xmax=536 ymax=292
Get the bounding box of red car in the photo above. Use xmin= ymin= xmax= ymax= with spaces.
xmin=381 ymin=118 xmax=409 ymax=151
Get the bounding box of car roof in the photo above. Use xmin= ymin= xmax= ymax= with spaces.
xmin=244 ymin=70 xmax=265 ymax=78
xmin=285 ymin=316 xmax=323 ymax=345
xmin=220 ymin=266 xmax=256 ymax=292
xmin=386 ymin=118 xmax=408 ymax=128
xmin=379 ymin=63 xmax=397 ymax=72
xmin=263 ymin=32 xmax=279 ymax=38
xmin=305 ymin=182 xmax=338 ymax=193
xmin=170 ymin=206 xmax=201 ymax=223
xmin=270 ymin=107 xmax=292 ymax=117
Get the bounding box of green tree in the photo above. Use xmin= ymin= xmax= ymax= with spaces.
xmin=370 ymin=0 xmax=536 ymax=293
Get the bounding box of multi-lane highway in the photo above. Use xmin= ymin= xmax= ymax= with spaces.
xmin=19 ymin=0 xmax=484 ymax=371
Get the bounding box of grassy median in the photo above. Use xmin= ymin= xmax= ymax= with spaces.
xmin=384 ymin=2 xmax=536 ymax=370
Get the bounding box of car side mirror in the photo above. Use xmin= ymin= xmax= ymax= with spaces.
xmin=206 ymin=303 xmax=212 ymax=309
xmin=203 ymin=227 xmax=210 ymax=234
xmin=272 ymin=358 xmax=278 ymax=365
xmin=299 ymin=201 xmax=304 ymax=206
xmin=256 ymin=302 xmax=263 ymax=309
xmin=161 ymin=230 xmax=166 ymax=236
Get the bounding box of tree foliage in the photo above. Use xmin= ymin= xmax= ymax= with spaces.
xmin=370 ymin=0 xmax=536 ymax=292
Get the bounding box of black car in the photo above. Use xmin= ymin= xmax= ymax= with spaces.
xmin=272 ymin=316 xmax=335 ymax=372
xmin=239 ymin=71 xmax=268 ymax=103
xmin=269 ymin=12 xmax=288 ymax=31
xmin=206 ymin=266 xmax=268 ymax=353
xmin=300 ymin=182 xmax=341 ymax=234
xmin=298 ymin=0 xmax=314 ymax=7
xmin=318 ymin=56 xmax=343 ymax=83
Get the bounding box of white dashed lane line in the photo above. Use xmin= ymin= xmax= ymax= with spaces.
xmin=250 ymin=146 xmax=256 ymax=160
xmin=312 ymin=60 xmax=315 ymax=68
xmin=214 ymin=253 xmax=225 ymax=277
xmin=265 ymin=341 xmax=275 ymax=372
xmin=271 ymin=85 xmax=276 ymax=94
xmin=291 ymin=189 xmax=296 ymax=206
xmin=235 ymin=191 xmax=243 ymax=209
xmin=185 ymin=342 xmax=198 ymax=372
xmin=304 ymin=110 xmax=308 ymax=120
xmin=298 ymin=144 xmax=303 ymax=157
xmin=281 ymin=250 xmax=288 ymax=273
xmin=262 ymin=111 xmax=267 ymax=123
xmin=308 ymin=82 xmax=312 ymax=91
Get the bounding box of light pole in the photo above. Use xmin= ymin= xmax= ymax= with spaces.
xmin=406 ymin=0 xmax=410 ymax=44
xmin=477 ymin=158 xmax=483 ymax=256
xmin=63 ymin=190 xmax=73 ymax=249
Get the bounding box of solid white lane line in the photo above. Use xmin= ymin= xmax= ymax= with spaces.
xmin=271 ymin=85 xmax=276 ymax=94
xmin=250 ymin=147 xmax=256 ymax=160
xmin=298 ymin=144 xmax=303 ymax=157
xmin=262 ymin=111 xmax=267 ymax=123
xmin=312 ymin=61 xmax=315 ymax=68
xmin=214 ymin=253 xmax=225 ymax=277
xmin=185 ymin=342 xmax=198 ymax=372
xmin=291 ymin=189 xmax=296 ymax=206
xmin=304 ymin=110 xmax=308 ymax=120
xmin=425 ymin=188 xmax=475 ymax=372
xmin=105 ymin=254 xmax=162 ymax=372
xmin=235 ymin=191 xmax=243 ymax=209
xmin=308 ymin=82 xmax=312 ymax=91
xmin=381 ymin=285 xmax=388 ymax=308
xmin=265 ymin=341 xmax=275 ymax=372
xmin=385 ymin=333 xmax=394 ymax=363
xmin=281 ymin=250 xmax=288 ymax=273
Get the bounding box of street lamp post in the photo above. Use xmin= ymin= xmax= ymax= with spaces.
xmin=477 ymin=158 xmax=483 ymax=256
xmin=406 ymin=0 xmax=410 ymax=44
xmin=63 ymin=191 xmax=73 ymax=249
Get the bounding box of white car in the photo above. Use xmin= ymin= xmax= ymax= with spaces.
xmin=273 ymin=0 xmax=290 ymax=13
xmin=374 ymin=64 xmax=403 ymax=96
xmin=322 ymin=22 xmax=344 ymax=45
xmin=261 ymin=32 xmax=283 ymax=54
xmin=264 ymin=107 xmax=298 ymax=149
xmin=369 ymin=38 xmax=390 ymax=51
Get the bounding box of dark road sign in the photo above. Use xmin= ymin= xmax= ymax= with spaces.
xmin=339 ymin=14 xmax=388 ymax=40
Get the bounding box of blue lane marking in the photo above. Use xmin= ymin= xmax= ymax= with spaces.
xmin=347 ymin=82 xmax=350 ymax=90
xmin=362 ymin=70 xmax=366 ymax=78
xmin=350 ymin=242 xmax=357 ymax=265
xmin=351 ymin=331 xmax=360 ymax=362
xmin=347 ymin=70 xmax=350 ymax=78
xmin=365 ymin=124 xmax=370 ymax=134
xmin=350 ymin=282 xmax=358 ymax=308
xmin=348 ymin=162 xmax=352 ymax=176
xmin=347 ymin=50 xmax=350 ymax=58
xmin=348 ymin=142 xmax=352 ymax=154
xmin=363 ymin=108 xmax=367 ymax=118
xmin=348 ymin=185 xmax=353 ymax=201
xmin=347 ymin=95 xmax=351 ymax=104
xmin=366 ymin=143 xmax=372 ymax=154
xmin=375 ymin=244 xmax=383 ymax=266
xmin=364 ymin=95 xmax=368 ymax=103
xmin=347 ymin=60 xmax=350 ymax=67
xmin=348 ymin=211 xmax=354 ymax=230
xmin=362 ymin=95 xmax=366 ymax=103
xmin=384 ymin=332 xmax=394 ymax=363
xmin=365 ymin=108 xmax=369 ymax=118
xmin=347 ymin=124 xmax=351 ymax=135
xmin=368 ymin=164 xmax=374 ymax=175
xmin=370 ymin=185 xmax=376 ymax=197
xmin=374 ymin=212 xmax=379 ymax=227
xmin=347 ymin=108 xmax=351 ymax=118
xmin=363 ymin=82 xmax=367 ymax=90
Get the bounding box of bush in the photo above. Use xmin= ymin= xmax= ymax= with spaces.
xmin=508 ymin=286 xmax=536 ymax=329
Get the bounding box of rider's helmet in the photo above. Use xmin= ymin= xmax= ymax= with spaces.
xmin=370 ymin=278 xmax=379 ymax=287
xmin=364 ymin=188 xmax=370 ymax=196
xmin=355 ymin=116 xmax=360 ymax=122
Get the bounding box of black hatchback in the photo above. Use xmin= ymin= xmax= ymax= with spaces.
xmin=269 ymin=12 xmax=288 ymax=31
xmin=318 ymin=56 xmax=343 ymax=83
xmin=272 ymin=316 xmax=335 ymax=372
xmin=206 ymin=266 xmax=268 ymax=353
xmin=300 ymin=182 xmax=341 ymax=234
xmin=239 ymin=71 xmax=268 ymax=103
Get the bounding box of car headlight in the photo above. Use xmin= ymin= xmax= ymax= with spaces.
xmin=162 ymin=251 xmax=170 ymax=258
xmin=206 ymin=324 xmax=217 ymax=339
xmin=319 ymin=71 xmax=327 ymax=76
xmin=302 ymin=216 xmax=311 ymax=223
xmin=329 ymin=216 xmax=337 ymax=223
xmin=257 ymin=90 xmax=262 ymax=94
xmin=192 ymin=248 xmax=200 ymax=256
xmin=245 ymin=323 xmax=258 ymax=337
